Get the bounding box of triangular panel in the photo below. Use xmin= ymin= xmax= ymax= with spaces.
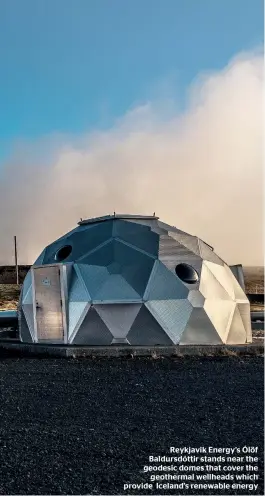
xmin=22 ymin=272 xmax=32 ymax=300
xmin=69 ymin=268 xmax=91 ymax=301
xmin=113 ymin=220 xmax=159 ymax=256
xmin=22 ymin=304 xmax=34 ymax=340
xmin=68 ymin=301 xmax=91 ymax=339
xmin=76 ymin=264 xmax=109 ymax=299
xmin=19 ymin=308 xmax=34 ymax=343
xmin=115 ymin=240 xmax=155 ymax=297
xmin=146 ymin=299 xmax=193 ymax=344
xmin=145 ymin=261 xmax=188 ymax=300
xmin=198 ymin=240 xmax=224 ymax=265
xmin=188 ymin=290 xmax=205 ymax=307
xmin=23 ymin=284 xmax=33 ymax=305
xmin=180 ymin=308 xmax=223 ymax=345
xmin=204 ymin=299 xmax=236 ymax=341
xmin=223 ymin=264 xmax=248 ymax=302
xmin=200 ymin=263 xmax=233 ymax=300
xmin=72 ymin=307 xmax=113 ymax=345
xmin=127 ymin=306 xmax=173 ymax=345
xmin=237 ymin=303 xmax=252 ymax=342
xmin=93 ymin=275 xmax=141 ymax=301
xmin=169 ymin=233 xmax=201 ymax=256
xmin=95 ymin=304 xmax=141 ymax=338
xmin=204 ymin=261 xmax=235 ymax=299
xmin=226 ymin=306 xmax=247 ymax=344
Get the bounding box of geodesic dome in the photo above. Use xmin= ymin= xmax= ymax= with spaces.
xmin=19 ymin=214 xmax=252 ymax=345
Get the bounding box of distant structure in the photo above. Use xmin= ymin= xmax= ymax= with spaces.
xmin=18 ymin=214 xmax=251 ymax=345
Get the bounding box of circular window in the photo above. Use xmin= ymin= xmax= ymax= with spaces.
xmin=55 ymin=245 xmax=72 ymax=262
xmin=175 ymin=263 xmax=199 ymax=284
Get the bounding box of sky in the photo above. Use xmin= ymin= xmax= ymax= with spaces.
xmin=0 ymin=0 xmax=263 ymax=265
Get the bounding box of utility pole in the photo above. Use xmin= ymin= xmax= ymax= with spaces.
xmin=14 ymin=236 xmax=19 ymax=285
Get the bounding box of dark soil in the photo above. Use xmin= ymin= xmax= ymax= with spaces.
xmin=0 ymin=356 xmax=263 ymax=495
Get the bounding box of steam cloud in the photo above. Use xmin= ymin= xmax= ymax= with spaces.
xmin=0 ymin=49 xmax=263 ymax=266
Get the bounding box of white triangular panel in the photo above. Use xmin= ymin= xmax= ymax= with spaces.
xmin=226 ymin=306 xmax=247 ymax=344
xmin=204 ymin=261 xmax=235 ymax=299
xmin=223 ymin=264 xmax=248 ymax=302
xmin=204 ymin=299 xmax=236 ymax=341
xmin=237 ymin=302 xmax=252 ymax=342
xmin=200 ymin=263 xmax=232 ymax=300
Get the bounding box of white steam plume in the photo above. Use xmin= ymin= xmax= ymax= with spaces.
xmin=0 ymin=49 xmax=263 ymax=266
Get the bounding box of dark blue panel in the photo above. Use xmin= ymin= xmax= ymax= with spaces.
xmin=114 ymin=240 xmax=155 ymax=297
xmin=113 ymin=220 xmax=159 ymax=256
xmin=43 ymin=221 xmax=113 ymax=264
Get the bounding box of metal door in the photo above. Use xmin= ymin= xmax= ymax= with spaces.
xmin=32 ymin=265 xmax=64 ymax=342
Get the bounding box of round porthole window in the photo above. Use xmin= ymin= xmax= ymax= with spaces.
xmin=175 ymin=263 xmax=199 ymax=284
xmin=55 ymin=245 xmax=72 ymax=262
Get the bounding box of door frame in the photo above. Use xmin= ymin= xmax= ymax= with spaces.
xmin=31 ymin=263 xmax=68 ymax=344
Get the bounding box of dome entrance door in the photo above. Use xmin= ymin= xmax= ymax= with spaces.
xmin=32 ymin=265 xmax=65 ymax=343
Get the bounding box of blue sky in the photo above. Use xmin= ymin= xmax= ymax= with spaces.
xmin=0 ymin=0 xmax=263 ymax=160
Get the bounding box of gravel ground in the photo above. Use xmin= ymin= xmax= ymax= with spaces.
xmin=0 ymin=356 xmax=263 ymax=495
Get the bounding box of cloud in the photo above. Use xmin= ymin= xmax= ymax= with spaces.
xmin=0 ymin=49 xmax=263 ymax=266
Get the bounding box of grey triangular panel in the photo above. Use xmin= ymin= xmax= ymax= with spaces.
xmin=69 ymin=267 xmax=91 ymax=301
xmin=95 ymin=304 xmax=141 ymax=338
xmin=188 ymin=290 xmax=205 ymax=307
xmin=198 ymin=240 xmax=224 ymax=265
xmin=180 ymin=308 xmax=223 ymax=345
xmin=157 ymin=221 xmax=188 ymax=235
xmin=72 ymin=307 xmax=113 ymax=345
xmin=77 ymin=264 xmax=108 ymax=299
xmin=169 ymin=233 xmax=200 ymax=256
xmin=147 ymin=299 xmax=192 ymax=344
xmin=226 ymin=306 xmax=247 ymax=344
xmin=145 ymin=261 xmax=188 ymax=300
xmin=159 ymin=235 xmax=185 ymax=258
xmin=64 ymin=263 xmax=74 ymax=293
xmin=111 ymin=338 xmax=130 ymax=344
xmin=19 ymin=308 xmax=33 ymax=343
xmin=68 ymin=302 xmax=90 ymax=338
xmin=22 ymin=303 xmax=34 ymax=339
xmin=93 ymin=275 xmax=141 ymax=301
xmin=127 ymin=306 xmax=173 ymax=345
xmin=126 ymin=218 xmax=167 ymax=234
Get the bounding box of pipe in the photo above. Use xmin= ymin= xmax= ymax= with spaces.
xmin=251 ymin=311 xmax=264 ymax=322
xmin=0 ymin=310 xmax=18 ymax=327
